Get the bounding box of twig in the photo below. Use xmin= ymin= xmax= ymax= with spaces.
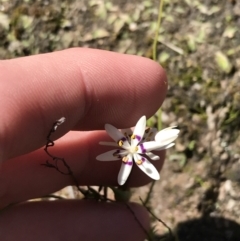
xmin=42 ymin=117 xmax=87 ymax=196
xmin=143 ymin=181 xmax=156 ymax=206
xmin=140 ymin=197 xmax=173 ymax=239
xmin=124 ymin=202 xmax=152 ymax=240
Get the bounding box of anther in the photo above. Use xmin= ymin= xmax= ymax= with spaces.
xmin=136 ymin=159 xmax=143 ymax=165
xmin=118 ymin=140 xmax=124 ymax=146
xmin=131 ymin=134 xmax=136 ymax=139
xmin=122 ymin=156 xmax=128 ymax=163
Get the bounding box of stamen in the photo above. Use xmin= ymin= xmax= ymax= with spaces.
xmin=136 ymin=159 xmax=143 ymax=165
xmin=118 ymin=137 xmax=127 ymax=147
xmin=122 ymin=156 xmax=128 ymax=163
xmin=131 ymin=134 xmax=136 ymax=139
xmin=135 ymin=146 xmax=138 ymax=152
xmin=136 ymin=157 xmax=145 ymax=165
xmin=118 ymin=140 xmax=124 ymax=146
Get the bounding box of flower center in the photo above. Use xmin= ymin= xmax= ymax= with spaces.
xmin=129 ymin=145 xmax=138 ymax=154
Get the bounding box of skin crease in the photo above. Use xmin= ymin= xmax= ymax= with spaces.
xmin=0 ymin=48 xmax=167 ymax=241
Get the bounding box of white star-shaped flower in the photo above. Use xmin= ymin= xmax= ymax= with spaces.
xmin=96 ymin=116 xmax=179 ymax=185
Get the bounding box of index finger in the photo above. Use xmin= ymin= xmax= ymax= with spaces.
xmin=0 ymin=48 xmax=167 ymax=161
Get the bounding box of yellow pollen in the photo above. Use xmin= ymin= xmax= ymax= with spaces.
xmin=118 ymin=140 xmax=124 ymax=146
xmin=122 ymin=156 xmax=128 ymax=163
xmin=136 ymin=159 xmax=143 ymax=165
xmin=131 ymin=134 xmax=136 ymax=139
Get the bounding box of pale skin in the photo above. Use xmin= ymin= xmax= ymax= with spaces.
xmin=0 ymin=48 xmax=167 ymax=241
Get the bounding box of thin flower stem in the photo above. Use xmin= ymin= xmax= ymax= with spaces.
xmin=153 ymin=0 xmax=165 ymax=130
xmin=152 ymin=0 xmax=164 ymax=62
xmin=143 ymin=180 xmax=156 ymax=206
xmin=124 ymin=202 xmax=152 ymax=240
xmin=157 ymin=108 xmax=162 ymax=130
xmin=140 ymin=197 xmax=173 ymax=239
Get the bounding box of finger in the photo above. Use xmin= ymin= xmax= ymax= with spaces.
xmin=0 ymin=131 xmax=165 ymax=208
xmin=0 ymin=200 xmax=150 ymax=241
xmin=0 ymin=48 xmax=167 ymax=161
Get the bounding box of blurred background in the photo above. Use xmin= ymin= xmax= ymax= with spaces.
xmin=0 ymin=0 xmax=240 ymax=240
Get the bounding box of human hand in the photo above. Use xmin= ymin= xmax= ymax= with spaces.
xmin=0 ymin=48 xmax=167 ymax=241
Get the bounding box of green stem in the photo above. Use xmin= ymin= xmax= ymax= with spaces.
xmin=152 ymin=0 xmax=165 ymax=130
xmin=143 ymin=181 xmax=156 ymax=206
xmin=152 ymin=0 xmax=165 ymax=61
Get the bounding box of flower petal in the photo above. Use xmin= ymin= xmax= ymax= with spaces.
xmin=96 ymin=150 xmax=123 ymax=161
xmin=105 ymin=124 xmax=130 ymax=148
xmin=99 ymin=141 xmax=119 ymax=147
xmin=138 ymin=141 xmax=167 ymax=153
xmin=146 ymin=152 xmax=160 ymax=160
xmin=133 ymin=154 xmax=160 ymax=180
xmin=131 ymin=116 xmax=146 ymax=146
xmin=155 ymin=128 xmax=179 ymax=145
xmin=121 ymin=128 xmax=133 ymax=143
xmin=118 ymin=154 xmax=133 ymax=185
xmin=155 ymin=143 xmax=175 ymax=151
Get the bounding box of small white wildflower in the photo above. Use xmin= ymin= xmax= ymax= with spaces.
xmin=96 ymin=116 xmax=179 ymax=185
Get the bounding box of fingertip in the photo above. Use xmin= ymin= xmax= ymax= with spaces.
xmin=76 ymin=49 xmax=168 ymax=129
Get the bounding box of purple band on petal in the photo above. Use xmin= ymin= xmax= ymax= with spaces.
xmin=139 ymin=144 xmax=146 ymax=153
xmin=141 ymin=157 xmax=145 ymax=162
xmin=125 ymin=161 xmax=133 ymax=166
xmin=135 ymin=135 xmax=142 ymax=141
